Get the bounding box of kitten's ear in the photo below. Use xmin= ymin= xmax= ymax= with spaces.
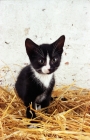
xmin=25 ymin=38 xmax=38 ymax=55
xmin=52 ymin=35 xmax=65 ymax=50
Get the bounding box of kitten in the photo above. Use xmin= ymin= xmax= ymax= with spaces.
xmin=15 ymin=35 xmax=65 ymax=118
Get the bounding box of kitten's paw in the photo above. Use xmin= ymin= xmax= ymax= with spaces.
xmin=35 ymin=103 xmax=41 ymax=110
xmin=26 ymin=107 xmax=36 ymax=118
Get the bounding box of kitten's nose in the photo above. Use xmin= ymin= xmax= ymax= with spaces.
xmin=42 ymin=66 xmax=51 ymax=74
xmin=46 ymin=68 xmax=51 ymax=74
xmin=48 ymin=68 xmax=50 ymax=71
xmin=48 ymin=68 xmax=51 ymax=73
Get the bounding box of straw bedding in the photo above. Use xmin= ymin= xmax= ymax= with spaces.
xmin=0 ymin=84 xmax=90 ymax=140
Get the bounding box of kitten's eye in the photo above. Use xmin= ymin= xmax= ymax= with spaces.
xmin=52 ymin=58 xmax=58 ymax=63
xmin=38 ymin=59 xmax=45 ymax=64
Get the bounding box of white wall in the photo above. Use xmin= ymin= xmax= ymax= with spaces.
xmin=0 ymin=0 xmax=90 ymax=89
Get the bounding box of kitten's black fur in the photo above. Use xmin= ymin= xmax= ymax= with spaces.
xmin=15 ymin=35 xmax=65 ymax=118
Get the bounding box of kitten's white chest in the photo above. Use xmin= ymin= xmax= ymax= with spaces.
xmin=31 ymin=67 xmax=53 ymax=88
xmin=36 ymin=73 xmax=53 ymax=88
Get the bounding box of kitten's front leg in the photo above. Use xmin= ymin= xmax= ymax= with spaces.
xmin=35 ymin=91 xmax=47 ymax=104
xmin=35 ymin=91 xmax=51 ymax=109
xmin=26 ymin=102 xmax=42 ymax=118
xmin=26 ymin=92 xmax=51 ymax=118
xmin=25 ymin=101 xmax=36 ymax=118
xmin=26 ymin=106 xmax=36 ymax=118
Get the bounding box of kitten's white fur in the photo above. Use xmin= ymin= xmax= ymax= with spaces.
xmin=42 ymin=55 xmax=50 ymax=74
xmin=31 ymin=66 xmax=53 ymax=88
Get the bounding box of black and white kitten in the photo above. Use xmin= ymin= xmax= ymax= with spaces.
xmin=15 ymin=35 xmax=65 ymax=118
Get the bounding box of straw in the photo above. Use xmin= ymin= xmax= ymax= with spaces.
xmin=0 ymin=85 xmax=90 ymax=140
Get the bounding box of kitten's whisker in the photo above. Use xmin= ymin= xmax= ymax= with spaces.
xmin=35 ymin=68 xmax=41 ymax=70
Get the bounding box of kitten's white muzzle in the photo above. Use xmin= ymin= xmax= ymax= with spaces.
xmin=41 ymin=54 xmax=50 ymax=74
xmin=42 ymin=66 xmax=50 ymax=74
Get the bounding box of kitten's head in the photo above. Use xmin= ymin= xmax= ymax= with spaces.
xmin=25 ymin=35 xmax=65 ymax=74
